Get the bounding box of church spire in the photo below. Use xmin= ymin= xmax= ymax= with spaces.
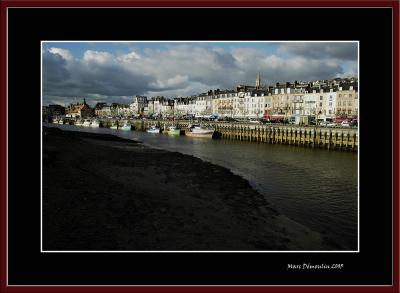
xmin=256 ymin=72 xmax=261 ymax=88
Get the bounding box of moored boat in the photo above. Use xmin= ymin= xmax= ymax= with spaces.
xmin=120 ymin=121 xmax=132 ymax=131
xmin=90 ymin=120 xmax=100 ymax=128
xmin=146 ymin=126 xmax=160 ymax=133
xmin=185 ymin=125 xmax=214 ymax=138
xmin=82 ymin=119 xmax=91 ymax=127
xmin=110 ymin=123 xmax=119 ymax=130
xmin=75 ymin=120 xmax=83 ymax=126
xmin=166 ymin=126 xmax=181 ymax=136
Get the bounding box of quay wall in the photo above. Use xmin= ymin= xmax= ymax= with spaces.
xmin=98 ymin=119 xmax=358 ymax=152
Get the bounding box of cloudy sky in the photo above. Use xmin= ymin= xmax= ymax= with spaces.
xmin=42 ymin=41 xmax=358 ymax=106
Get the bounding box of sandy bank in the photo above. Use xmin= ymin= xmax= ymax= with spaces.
xmin=42 ymin=127 xmax=336 ymax=251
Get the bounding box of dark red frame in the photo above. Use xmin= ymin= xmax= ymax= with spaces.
xmin=1 ymin=0 xmax=398 ymax=292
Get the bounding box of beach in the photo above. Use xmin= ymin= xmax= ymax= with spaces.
xmin=42 ymin=127 xmax=336 ymax=251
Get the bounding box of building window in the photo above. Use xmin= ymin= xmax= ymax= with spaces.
xmin=320 ymin=96 xmax=323 ymax=100
xmin=319 ymin=102 xmax=322 ymax=107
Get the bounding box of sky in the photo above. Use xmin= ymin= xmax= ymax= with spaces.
xmin=42 ymin=41 xmax=358 ymax=106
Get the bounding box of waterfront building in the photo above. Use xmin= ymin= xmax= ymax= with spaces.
xmin=174 ymin=97 xmax=196 ymax=117
xmin=195 ymin=92 xmax=213 ymax=117
xmin=245 ymin=90 xmax=267 ymax=118
xmin=302 ymin=91 xmax=319 ymax=116
xmin=271 ymin=91 xmax=291 ymax=117
xmin=215 ymin=93 xmax=234 ymax=117
xmin=65 ymin=99 xmax=94 ymax=118
xmin=291 ymin=93 xmax=305 ymax=116
xmin=94 ymin=103 xmax=111 ymax=118
xmin=336 ymin=85 xmax=358 ymax=117
xmin=147 ymin=96 xmax=171 ymax=117
xmin=130 ymin=96 xmax=148 ymax=116
xmin=117 ymin=104 xmax=132 ymax=118
xmin=54 ymin=76 xmax=357 ymax=122
xmin=326 ymin=89 xmax=337 ymax=117
xmin=160 ymin=99 xmax=174 ymax=117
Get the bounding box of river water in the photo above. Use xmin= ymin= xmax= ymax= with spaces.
xmin=44 ymin=123 xmax=358 ymax=250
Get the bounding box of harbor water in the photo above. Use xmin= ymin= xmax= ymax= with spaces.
xmin=44 ymin=123 xmax=358 ymax=250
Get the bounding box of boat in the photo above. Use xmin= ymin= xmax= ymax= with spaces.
xmin=146 ymin=126 xmax=160 ymax=133
xmin=90 ymin=120 xmax=100 ymax=128
xmin=58 ymin=119 xmax=64 ymax=124
xmin=75 ymin=120 xmax=83 ymax=126
xmin=52 ymin=118 xmax=59 ymax=124
xmin=185 ymin=125 xmax=214 ymax=138
xmin=82 ymin=119 xmax=91 ymax=127
xmin=110 ymin=123 xmax=119 ymax=130
xmin=119 ymin=121 xmax=132 ymax=131
xmin=166 ymin=126 xmax=181 ymax=136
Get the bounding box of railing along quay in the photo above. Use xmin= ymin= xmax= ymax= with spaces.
xmin=99 ymin=119 xmax=358 ymax=152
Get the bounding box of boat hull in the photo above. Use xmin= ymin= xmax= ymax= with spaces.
xmin=146 ymin=129 xmax=160 ymax=133
xmin=120 ymin=125 xmax=131 ymax=131
xmin=185 ymin=131 xmax=213 ymax=138
xmin=167 ymin=129 xmax=180 ymax=136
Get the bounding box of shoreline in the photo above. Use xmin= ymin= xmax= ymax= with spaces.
xmin=43 ymin=126 xmax=341 ymax=251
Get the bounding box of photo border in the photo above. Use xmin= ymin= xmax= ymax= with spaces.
xmin=1 ymin=1 xmax=398 ymax=292
xmin=40 ymin=39 xmax=360 ymax=254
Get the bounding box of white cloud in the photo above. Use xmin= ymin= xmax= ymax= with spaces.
xmin=48 ymin=47 xmax=73 ymax=61
xmin=116 ymin=51 xmax=141 ymax=62
xmin=83 ymin=50 xmax=114 ymax=64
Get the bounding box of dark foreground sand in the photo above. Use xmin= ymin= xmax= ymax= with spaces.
xmin=43 ymin=127 xmax=336 ymax=251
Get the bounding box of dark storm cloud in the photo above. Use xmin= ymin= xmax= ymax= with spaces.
xmin=43 ymin=51 xmax=70 ymax=82
xmin=42 ymin=49 xmax=158 ymax=101
xmin=278 ymin=42 xmax=358 ymax=61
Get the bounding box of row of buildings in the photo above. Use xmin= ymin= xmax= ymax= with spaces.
xmin=43 ymin=76 xmax=358 ymax=121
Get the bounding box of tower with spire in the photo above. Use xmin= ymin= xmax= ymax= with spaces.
xmin=255 ymin=72 xmax=261 ymax=89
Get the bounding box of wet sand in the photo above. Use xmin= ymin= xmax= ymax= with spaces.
xmin=42 ymin=126 xmax=336 ymax=251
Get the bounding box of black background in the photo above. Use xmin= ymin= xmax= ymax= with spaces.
xmin=7 ymin=7 xmax=393 ymax=285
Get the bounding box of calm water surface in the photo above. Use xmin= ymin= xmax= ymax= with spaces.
xmin=45 ymin=123 xmax=358 ymax=250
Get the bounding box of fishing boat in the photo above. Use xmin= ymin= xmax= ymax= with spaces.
xmin=185 ymin=125 xmax=214 ymax=138
xmin=58 ymin=119 xmax=64 ymax=124
xmin=82 ymin=119 xmax=91 ymax=127
xmin=110 ymin=123 xmax=119 ymax=130
xmin=75 ymin=120 xmax=83 ymax=126
xmin=146 ymin=126 xmax=160 ymax=133
xmin=90 ymin=120 xmax=100 ymax=128
xmin=52 ymin=118 xmax=59 ymax=124
xmin=166 ymin=126 xmax=180 ymax=136
xmin=120 ymin=121 xmax=132 ymax=131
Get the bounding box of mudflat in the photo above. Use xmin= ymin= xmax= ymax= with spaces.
xmin=42 ymin=126 xmax=335 ymax=251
